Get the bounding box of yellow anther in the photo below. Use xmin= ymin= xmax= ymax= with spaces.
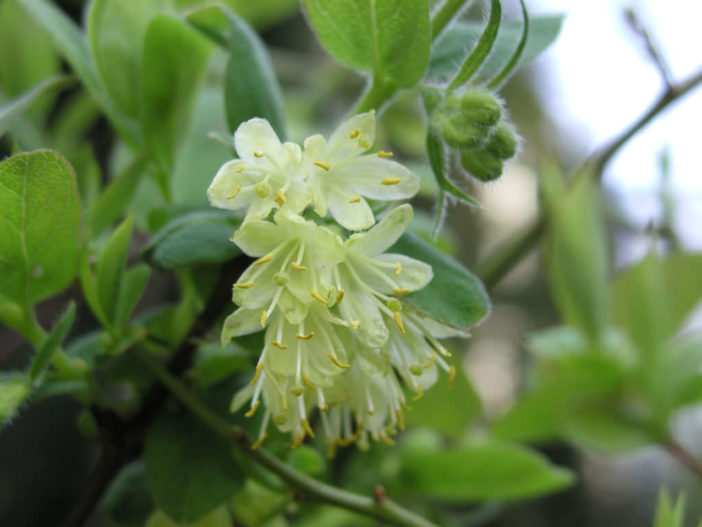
xmin=395 ymin=410 xmax=405 ymax=431
xmin=290 ymin=434 xmax=305 ymax=449
xmin=393 ymin=288 xmax=411 ymax=295
xmin=251 ymin=433 xmax=267 ymax=450
xmin=274 ymin=189 xmax=286 ymax=205
xmin=254 ymin=253 xmax=273 ymax=266
xmin=282 ymin=396 xmax=288 ymax=410
xmin=272 ymin=341 xmax=287 ymax=350
xmin=302 ymin=373 xmax=315 ymax=390
xmin=377 ymin=150 xmax=394 ymax=158
xmin=226 ymin=185 xmax=241 ymax=200
xmin=234 ymin=281 xmax=254 ymax=289
xmin=411 ymin=385 xmax=424 ymax=401
xmin=296 ymin=332 xmax=315 ymax=340
xmin=348 ymin=195 xmax=361 ymax=203
xmin=349 ymin=128 xmax=360 ymax=139
xmin=381 ymin=177 xmax=401 ymax=185
xmin=319 ymin=404 xmax=329 ymax=412
xmin=310 ymin=290 xmax=328 ymax=304
xmin=422 ymin=352 xmax=436 ymax=369
xmin=447 ymin=365 xmax=457 ymax=388
xmin=244 ymin=400 xmax=260 ymax=418
xmin=328 ymin=353 xmax=350 ymax=369
xmin=400 ymin=400 xmax=412 ymax=411
xmin=379 ymin=432 xmax=395 ymax=446
xmin=336 ymin=289 xmax=345 ymax=304
xmin=395 ymin=262 xmax=403 ymax=275
xmin=302 ymin=418 xmax=316 ymax=438
xmin=314 ymin=161 xmax=330 ymax=171
xmin=260 ymin=310 xmax=268 ymax=328
xmin=235 ymin=164 xmax=244 ymax=173
xmin=253 ymin=151 xmax=264 ymax=158
xmin=393 ymin=311 xmax=406 ymax=334
xmin=291 ymin=262 xmax=308 ymax=271
xmin=250 ymin=362 xmax=263 ymax=385
xmin=350 ymin=320 xmax=360 ymax=330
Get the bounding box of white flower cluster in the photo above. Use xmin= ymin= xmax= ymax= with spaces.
xmin=209 ymin=112 xmax=463 ymax=452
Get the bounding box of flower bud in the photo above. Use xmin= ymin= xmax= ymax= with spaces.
xmin=441 ymin=116 xmax=486 ymax=149
xmin=461 ymin=148 xmax=504 ymax=182
xmin=486 ymin=122 xmax=518 ymax=160
xmin=461 ymin=90 xmax=502 ymax=127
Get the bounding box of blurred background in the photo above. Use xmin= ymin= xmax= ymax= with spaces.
xmin=0 ymin=0 xmax=701 ymax=525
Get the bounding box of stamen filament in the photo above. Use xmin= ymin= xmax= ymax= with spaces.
xmin=328 ymin=353 xmax=350 ymax=369
xmin=244 ymin=400 xmax=260 ymax=418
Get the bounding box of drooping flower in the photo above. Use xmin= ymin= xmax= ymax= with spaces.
xmin=208 ymin=118 xmax=309 ymax=223
xmin=302 ymin=111 xmax=420 ymax=231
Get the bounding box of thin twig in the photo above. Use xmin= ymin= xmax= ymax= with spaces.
xmin=665 ymin=440 xmax=702 ymax=478
xmin=623 ymin=8 xmax=673 ymax=88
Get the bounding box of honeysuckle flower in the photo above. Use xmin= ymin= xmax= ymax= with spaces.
xmin=208 ymin=118 xmax=309 ymax=223
xmin=302 ymin=111 xmax=420 ymax=231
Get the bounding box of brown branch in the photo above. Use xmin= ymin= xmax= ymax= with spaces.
xmin=665 ymin=440 xmax=702 ymax=478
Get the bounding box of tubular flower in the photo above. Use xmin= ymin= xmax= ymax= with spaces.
xmin=211 ymin=113 xmax=468 ymax=451
xmin=302 ymin=111 xmax=420 ymax=231
xmin=207 ymin=118 xmax=309 ymax=223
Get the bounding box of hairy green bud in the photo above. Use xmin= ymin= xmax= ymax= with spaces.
xmin=461 ymin=90 xmax=502 ymax=127
xmin=486 ymin=122 xmax=518 ymax=159
xmin=461 ymin=148 xmax=504 ymax=182
xmin=441 ymin=117 xmax=485 ymax=148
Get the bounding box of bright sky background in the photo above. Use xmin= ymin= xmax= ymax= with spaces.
xmin=532 ymin=0 xmax=702 ymax=250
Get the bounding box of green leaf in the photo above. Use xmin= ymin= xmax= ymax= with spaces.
xmin=612 ymin=252 xmax=702 ymax=360
xmin=29 ymin=301 xmax=76 ymax=382
xmin=140 ymin=14 xmax=211 ymax=175
xmin=562 ymin=408 xmax=655 ymax=453
xmin=286 ymin=446 xmax=325 ymax=477
xmin=18 ymin=0 xmax=140 ymax=143
xmin=0 ymin=0 xmax=59 ymax=99
xmin=654 ymin=489 xmax=686 ymax=527
xmin=102 ymin=462 xmax=154 ymax=526
xmin=390 ymin=232 xmax=490 ymax=329
xmin=143 ymin=211 xmax=242 ymax=270
xmin=87 ymin=0 xmax=172 ymax=118
xmin=487 ymin=0 xmax=529 ymax=89
xmin=0 ymin=76 xmax=72 ymax=139
xmin=400 ymin=439 xmax=573 ymax=502
xmin=0 ymin=150 xmax=82 ymax=307
xmin=428 ymin=15 xmax=564 ymax=82
xmin=303 ymin=0 xmax=431 ymax=86
xmin=448 ymin=0 xmax=501 ymax=89
xmin=0 ymin=373 xmax=31 ymax=425
xmin=89 ymin=156 xmax=149 ymax=236
xmin=542 ymin=168 xmax=609 ymax=340
xmin=404 ymin=363 xmax=481 ymax=437
xmin=146 ymin=507 xmax=231 ymax=527
xmin=115 ymin=264 xmax=151 ymax=326
xmin=97 ymin=214 xmax=134 ymax=326
xmin=145 ymin=410 xmax=243 ymax=523
xmin=230 ymin=480 xmax=288 ymax=527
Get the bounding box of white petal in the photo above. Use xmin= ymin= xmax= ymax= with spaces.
xmin=338 ymin=268 xmax=388 ymax=348
xmin=234 ymin=118 xmax=282 ymax=162
xmin=232 ymin=220 xmax=284 ymax=256
xmin=364 ymin=253 xmax=433 ymax=294
xmin=221 ymin=307 xmax=262 ymax=345
xmin=411 ymin=312 xmax=471 ymax=338
xmin=230 ymin=384 xmax=255 ymax=413
xmin=346 ymin=204 xmax=412 ymax=255
xmin=277 ymin=180 xmax=310 ymax=217
xmin=207 ymin=160 xmax=256 ymax=210
xmin=302 ymin=134 xmax=328 ymax=161
xmin=338 ymin=157 xmax=419 ymax=200
xmin=328 ymin=191 xmax=375 ymax=231
xmin=328 ymin=111 xmax=375 ymax=159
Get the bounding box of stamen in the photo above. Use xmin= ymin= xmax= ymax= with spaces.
xmin=250 ymin=362 xmax=263 ymax=385
xmin=400 ymin=400 xmax=412 ymax=411
xmin=253 ymin=151 xmax=264 ymax=158
xmin=274 ymin=189 xmax=286 ymax=205
xmin=448 ymin=365 xmax=456 ymax=388
xmin=411 ymin=385 xmax=424 ymax=401
xmin=296 ymin=332 xmax=315 ymax=340
xmin=393 ymin=312 xmax=406 ymax=334
xmin=302 ymin=418 xmax=316 ymax=438
xmin=314 ymin=161 xmax=330 ymax=171
xmin=235 ymin=164 xmax=244 ymax=173
xmin=348 ymin=195 xmax=361 ymax=203
xmin=377 ymin=150 xmax=394 ymax=158
xmin=336 ymin=289 xmax=345 ymax=304
xmin=395 ymin=262 xmax=403 ymax=275
xmin=310 ymin=290 xmax=328 ymax=304
xmin=290 ymin=434 xmax=305 ymax=448
xmin=395 ymin=410 xmax=405 ymax=431
xmin=381 ymin=178 xmax=401 ymax=185
xmin=317 ymin=389 xmax=328 ymax=412
xmin=291 ymin=262 xmax=308 ymax=271
xmin=302 ymin=373 xmax=315 ymax=390
xmin=226 ymin=185 xmax=241 ymax=200
xmin=233 ymin=281 xmax=254 ymax=289
xmin=251 ymin=433 xmax=267 ymax=450
xmin=328 ymin=353 xmax=350 ymax=369
xmin=349 ymin=128 xmax=360 ymax=139
xmin=392 ymin=288 xmax=411 ymax=295
xmin=260 ymin=310 xmax=268 ymax=328
xmin=272 ymin=341 xmax=287 ymax=350
xmin=244 ymin=400 xmax=260 ymax=418
xmin=379 ymin=432 xmax=395 ymax=446
xmin=422 ymin=352 xmax=436 ymax=369
xmin=254 ymin=253 xmax=273 ymax=266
